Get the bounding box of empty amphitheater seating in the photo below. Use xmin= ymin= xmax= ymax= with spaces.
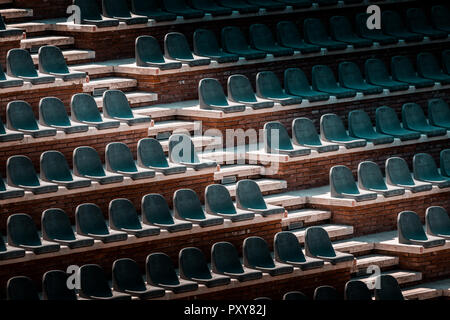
xmin=413 ymin=153 xmax=450 ymax=188
xmin=417 ymin=52 xmax=450 ymax=85
xmin=441 ymin=149 xmax=450 ymax=177
xmin=330 ymin=165 xmax=378 ymax=201
xmin=256 ymin=71 xmax=302 ymax=105
xmin=401 ymin=103 xmax=447 ymax=137
xmin=205 ymin=184 xmax=255 ymax=221
xmin=283 ymin=291 xmax=308 ymax=300
xmin=6 ymin=49 xmax=55 ymax=84
xmin=0 ymin=14 xmax=23 ymax=38
xmin=284 ymin=68 xmax=329 ymax=102
xmin=73 ymin=0 xmax=120 ymax=27
xmin=7 ymin=101 xmax=57 ymax=138
xmin=263 ymin=121 xmax=311 ymax=156
xmin=329 ymin=16 xmax=373 ymax=48
xmin=0 ymin=231 xmax=25 ymax=260
xmin=312 ymin=65 xmax=356 ymax=98
xmin=227 ymin=74 xmax=274 ymax=109
xmin=276 ymin=21 xmax=321 ymax=54
xmin=236 ymin=179 xmax=285 ymax=216
xmin=221 ymin=26 xmax=267 ymax=60
xmin=193 ymin=29 xmax=239 ymax=63
xmin=374 ymin=275 xmax=404 ymax=301
xmin=38 ymin=46 xmax=86 ymax=81
xmin=39 ymin=97 xmax=89 ymax=133
xmin=161 ymin=0 xmax=205 ymax=19
xmin=406 ymin=8 xmax=447 ymax=40
xmin=6 ymin=276 xmax=40 ymax=300
xmin=42 ymin=270 xmax=78 ymax=300
xmin=355 ymin=13 xmax=397 ymax=45
xmin=385 ymin=157 xmax=433 ymax=193
xmin=375 ymin=106 xmax=421 ymax=141
xmin=365 ymin=58 xmax=409 ymax=92
xmin=103 ymin=90 xmax=151 ymax=125
xmin=131 ymin=0 xmax=177 ymax=21
xmin=71 ymin=93 xmax=121 ymax=129
xmin=313 ymin=285 xmax=338 ymax=300
xmin=425 ymin=206 xmax=450 ymax=240
xmin=168 ymin=134 xmax=216 ymax=170
xmin=137 ymin=138 xmax=187 ymax=175
xmin=398 ymin=210 xmax=445 ymax=248
xmin=198 ymin=78 xmax=245 ymax=112
xmin=303 ymin=18 xmax=347 ymax=51
xmin=344 ymin=280 xmax=371 ymax=301
xmin=357 ymin=161 xmax=405 ymax=197
xmin=190 ymin=0 xmax=232 ymax=16
xmin=320 ymin=113 xmax=366 ymax=148
xmin=431 ymin=5 xmax=450 ymax=33
xmin=348 ymin=110 xmax=394 ymax=145
xmin=381 ymin=10 xmax=423 ymax=43
xmin=102 ymin=0 xmax=148 ymax=25
xmin=0 ymin=116 xmax=23 ymax=142
xmin=0 ymin=63 xmax=23 ymax=89
xmin=135 ymin=35 xmax=182 ymax=69
xmin=164 ymin=32 xmax=210 ymax=66
xmin=249 ymin=24 xmax=294 ymax=57
xmin=338 ymin=61 xmax=383 ymax=95
xmin=391 ymin=56 xmax=435 ymax=89
xmin=291 ymin=117 xmax=339 ymax=153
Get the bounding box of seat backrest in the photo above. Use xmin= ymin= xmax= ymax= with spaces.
xmin=137 ymin=138 xmax=169 ymax=168
xmin=7 ymin=100 xmax=39 ymax=131
xmin=75 ymin=203 xmax=109 ymax=235
xmin=103 ymin=0 xmax=132 ymax=18
xmin=135 ymin=35 xmax=165 ymax=65
xmin=105 ymin=142 xmax=137 ymax=172
xmin=173 ymin=188 xmax=205 ymax=219
xmin=73 ymin=146 xmax=106 ymax=177
xmin=79 ymin=264 xmax=113 ymax=297
xmin=314 ymin=286 xmax=338 ymax=300
xmin=42 ymin=270 xmax=77 ymax=300
xmin=365 ymin=58 xmax=390 ymax=83
xmin=357 ymin=161 xmax=387 ymax=191
xmin=374 ymin=275 xmax=404 ymax=300
xmin=256 ymin=71 xmax=283 ymax=97
xmin=41 ymin=208 xmax=77 ymax=241
xmin=284 ymin=67 xmax=311 ymax=94
xmin=164 ymin=32 xmax=194 ymax=60
xmin=417 ymin=52 xmax=442 ymax=77
xmin=330 ymin=165 xmax=360 ymax=196
xmin=398 ymin=210 xmax=428 ymax=242
xmin=249 ymin=23 xmax=275 ymax=48
xmin=146 ymin=252 xmax=180 ymax=285
xmin=274 ymin=231 xmax=305 ymax=263
xmin=243 ymin=236 xmax=274 ymax=268
xmin=221 ymin=26 xmax=249 ymax=52
xmin=382 ymin=10 xmax=407 ymax=33
xmin=264 ymin=121 xmax=293 ymax=152
xmin=428 ymin=98 xmax=450 ymax=127
xmin=355 ymin=12 xmax=383 ymax=36
xmin=168 ymin=133 xmax=199 ymax=164
xmin=320 ymin=113 xmax=348 ymax=141
xmin=441 ymin=149 xmax=450 ymax=177
xmin=162 ymin=0 xmax=189 ymax=11
xmin=431 ymin=5 xmax=450 ymax=29
xmin=0 ymin=14 xmax=6 ymax=30
xmin=227 ymin=74 xmax=257 ymax=102
xmin=132 ymin=0 xmax=161 ymax=13
xmin=7 ymin=276 xmax=40 ymax=300
xmin=312 ymin=65 xmax=338 ymax=91
xmin=198 ymin=78 xmax=228 ymax=107
xmin=112 ymin=258 xmax=147 ymax=292
xmin=426 ymin=206 xmax=450 ymax=236
xmin=339 ymin=61 xmax=364 ymax=87
xmin=276 ymin=21 xmax=302 ymax=47
xmin=413 ymin=152 xmax=440 ymax=180
xmin=205 ymin=184 xmax=236 ymax=215
xmin=406 ymin=8 xmax=430 ymax=31
xmin=193 ymin=29 xmax=220 ymax=56
xmin=7 ymin=213 xmax=42 ymax=247
xmin=344 ymin=280 xmax=371 ymax=300
xmin=39 ymin=97 xmax=71 ymax=127
xmin=38 ymin=46 xmax=69 ymax=74
xmin=304 ymin=226 xmax=336 ymax=257
xmin=236 ymin=179 xmax=267 ymax=210
xmin=348 ymin=109 xmax=374 ymax=137
xmin=211 ymin=241 xmax=244 ymax=274
xmin=329 ymin=16 xmax=354 ymax=39
xmin=179 ymin=247 xmax=212 ymax=279
xmin=40 ymin=151 xmax=73 ymax=183
xmin=391 ymin=55 xmax=417 ymax=80
xmin=401 ymin=102 xmax=428 ymax=129
xmin=74 ymin=0 xmax=103 ymax=20
xmin=375 ymin=106 xmax=402 ymax=132
xmin=292 ymin=117 xmax=322 ymax=146
xmin=303 ymin=18 xmax=328 ymax=43
xmin=7 ymin=155 xmax=40 ymax=187
xmin=103 ymin=90 xmax=134 ymax=119
xmin=7 ymin=49 xmax=38 ymax=78
xmin=386 ymin=157 xmax=414 ymax=185
xmin=71 ymin=93 xmax=103 ymax=123
xmin=283 ymin=291 xmax=308 ymax=300
xmin=142 ymin=193 xmax=175 ymax=225
xmin=109 ymin=198 xmax=142 ymax=230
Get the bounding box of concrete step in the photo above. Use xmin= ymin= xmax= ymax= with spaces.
xmin=332 ymin=240 xmax=375 ymax=256
xmin=353 ymin=254 xmax=399 ymax=273
xmin=83 ymin=77 xmax=137 ymax=93
xmin=263 ymin=192 xmax=305 ymax=208
xmin=0 ymin=0 xmax=13 ymax=5
xmin=402 ymin=279 xmax=450 ymax=300
xmin=32 ymin=49 xmax=95 ymax=65
xmin=226 ymin=178 xmax=287 ymax=198
xmin=282 ymin=209 xmax=331 ymax=229
xmin=292 ymin=224 xmax=354 ymax=244
xmin=70 ymin=63 xmax=115 ymax=77
xmin=95 ymin=91 xmax=157 ymax=109
xmin=214 ymin=164 xmax=262 ymax=182
xmin=355 ymin=270 xmax=422 ymax=290
xmin=0 ymin=8 xmax=33 ymax=21
xmin=8 ymin=21 xmax=48 ymax=33
xmin=21 ymin=35 xmax=74 ymax=50
xmin=159 ymin=135 xmax=216 ymax=152
xmin=148 ymin=120 xmax=195 ymax=138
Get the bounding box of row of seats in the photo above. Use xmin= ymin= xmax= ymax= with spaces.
xmin=0 ymin=14 xmax=23 ymax=38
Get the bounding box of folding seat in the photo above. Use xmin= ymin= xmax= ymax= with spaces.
xmin=283 ymin=291 xmax=308 ymax=300
xmin=292 ymin=117 xmax=339 ymax=153
xmin=401 ymin=103 xmax=446 ymax=137
xmin=7 ymin=213 xmax=60 ymax=254
xmin=198 ymin=78 xmax=245 ymax=113
xmin=137 ymin=138 xmax=186 ymax=175
xmin=38 ymin=46 xmax=87 ymax=81
xmin=193 ymin=29 xmax=239 ymax=63
xmin=205 ymin=184 xmax=255 ymax=222
xmin=276 ymin=0 xmax=311 ymax=8
xmin=338 ymin=62 xmax=383 ymax=95
xmin=374 ymin=275 xmax=404 ymax=301
xmin=135 ymin=36 xmax=181 ymax=70
xmin=329 ymin=16 xmax=373 ymax=48
xmin=304 ymin=226 xmax=354 ymax=263
xmin=416 ymin=52 xmax=450 ymax=85
xmin=245 ymin=0 xmax=285 ymax=11
xmin=312 ymin=65 xmax=356 ymax=99
xmin=164 ymin=32 xmax=210 ymax=67
xmin=102 ymin=90 xmax=151 ymax=125
xmin=249 ymin=24 xmax=294 ymax=57
xmin=112 ymin=258 xmax=165 ymax=299
xmin=375 ymin=106 xmax=421 ymax=141
xmin=0 ymin=231 xmax=25 ymax=260
xmin=142 ymin=193 xmax=193 ymax=232
xmin=0 ymin=63 xmax=23 ymax=88
xmin=71 ymin=93 xmax=121 ymax=130
xmin=189 ymin=0 xmax=232 ymax=16
xmin=284 ymin=68 xmax=329 ymax=102
xmin=42 ymin=208 xmax=94 ymax=249
xmin=243 ymin=236 xmax=293 ymax=276
xmin=7 ymin=155 xmax=58 ymax=194
xmin=161 ymin=0 xmax=204 ymax=19
xmin=102 ymin=0 xmax=148 ymax=25
xmin=320 ymin=113 xmax=366 ymax=149
xmin=0 ymin=116 xmax=23 ymax=142
xmin=406 ymin=8 xmax=447 ymax=40
xmin=131 ymin=0 xmax=177 ymax=21
xmin=442 ymin=149 xmax=450 ymax=177
xmin=348 ymin=110 xmax=394 ymax=145
xmin=385 ymin=157 xmax=432 ymax=193
xmin=431 ymin=5 xmax=450 ymax=33
xmin=146 ymin=252 xmax=198 ymax=293
xmin=179 ymin=247 xmax=231 ymax=287
xmin=397 ymin=211 xmax=445 ymax=248
xmin=39 ymin=97 xmax=89 ymax=134
xmin=315 ymin=0 xmax=337 ymax=6
xmin=6 ymin=101 xmax=57 ymax=138
xmin=276 ymin=21 xmax=321 ymax=54
xmin=303 ymin=18 xmax=347 ymax=51
xmin=256 ymin=71 xmax=302 ymax=105
xmin=0 ymin=14 xmax=23 ymax=37
xmin=75 ymin=203 xmax=128 ymax=243
xmin=344 ymin=280 xmax=371 ymax=301
xmin=274 ymin=231 xmax=324 ymax=270
xmin=173 ymin=188 xmax=224 ymax=227
xmin=413 ymin=153 xmax=450 ymax=188
xmin=215 ymin=0 xmax=259 ymax=13
xmin=227 ymin=74 xmax=274 ymax=109
xmin=211 ymin=241 xmax=263 ymax=282
xmin=357 ymin=161 xmax=405 ymax=197
xmin=42 ymin=270 xmax=78 ymax=300
xmin=330 ymin=165 xmax=378 ymax=201
xmin=109 ymin=198 xmax=160 ymax=237
xmin=6 ymin=49 xmax=55 ymax=84
xmin=263 ymin=121 xmax=311 ymax=156
xmin=364 ymin=58 xmax=409 ymax=92
xmin=381 ymin=11 xmax=423 ymax=42
xmin=221 ymin=26 xmax=267 ymax=60
xmin=355 ymin=13 xmax=397 ymax=45
xmin=428 ymin=98 xmax=450 ymax=130
xmin=79 ymin=264 xmax=131 ymax=300
xmin=425 ymin=206 xmax=450 ymax=240
xmin=313 ymin=286 xmax=339 ymax=301
xmin=0 ymin=172 xmax=24 ymax=200
xmin=391 ymin=56 xmax=435 ymax=89
xmin=236 ymin=179 xmax=285 ymax=216
xmin=168 ymin=133 xmax=217 ymax=170
xmin=6 ymin=276 xmax=40 ymax=300
xmin=73 ymin=0 xmax=120 ymax=27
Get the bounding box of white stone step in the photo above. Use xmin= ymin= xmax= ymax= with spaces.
xmin=263 ymin=192 xmax=305 ymax=208
xmin=356 ymin=270 xmax=422 ymax=289
xmin=32 ymin=49 xmax=95 ymax=65
xmin=226 ymin=178 xmax=287 ymax=198
xmin=0 ymin=8 xmax=33 ymax=20
xmin=148 ymin=120 xmax=195 ymax=137
xmin=0 ymin=0 xmax=13 ymax=5
xmin=214 ymin=165 xmax=262 ymax=181
xmin=83 ymin=77 xmax=137 ymax=93
xmin=8 ymin=21 xmax=48 ymax=33
xmin=160 ymin=135 xmax=216 ymax=152
xmin=95 ymin=91 xmax=157 ymax=108
xmin=282 ymin=209 xmax=331 ymax=229
xmin=21 ymin=35 xmax=74 ymax=49
xmin=402 ymin=279 xmax=450 ymax=300
xmin=354 ymin=254 xmax=399 ymax=272
xmin=70 ymin=63 xmax=115 ymax=77
xmin=332 ymin=240 xmax=375 ymax=255
xmin=292 ymin=224 xmax=354 ymax=244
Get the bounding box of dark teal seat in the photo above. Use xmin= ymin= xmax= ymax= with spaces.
xmin=329 ymin=16 xmax=373 ymax=48
xmin=216 ymin=0 xmax=259 ymax=13
xmin=320 ymin=113 xmax=367 ymax=149
xmin=41 ymin=208 xmax=94 ymax=249
xmin=243 ymin=236 xmax=293 ymax=276
xmin=402 ymin=103 xmax=446 ymax=137
xmin=221 ymin=26 xmax=267 ymax=60
xmin=344 ymin=280 xmax=371 ymax=301
xmin=109 ymin=198 xmax=160 ymax=237
xmin=391 ymin=56 xmax=435 ymax=89
xmin=168 ymin=133 xmax=217 ymax=170
xmin=189 ymin=0 xmax=232 ymax=16
xmin=357 ymin=161 xmax=405 ymax=197
xmin=264 ymin=121 xmax=311 ymax=156
xmin=211 ymin=241 xmax=263 ymax=282
xmin=102 ymin=0 xmax=148 ymax=25
xmin=330 ymin=165 xmax=378 ymax=201
xmin=355 ymin=13 xmax=397 ymax=45
xmin=6 ymin=276 xmax=40 ymax=300
xmin=365 ymin=58 xmax=409 ymax=92
xmin=374 ymin=275 xmax=404 ymax=301
xmin=7 ymin=213 xmax=60 ymax=254
xmin=73 ymin=146 xmax=123 ymax=184
xmin=6 ymin=100 xmax=57 ymax=138
xmin=284 ymin=68 xmax=329 ymax=102
xmin=112 ymin=258 xmax=165 ymax=299
xmin=173 ymin=188 xmax=224 ymax=227
xmin=142 ymin=193 xmax=193 ymax=232
xmin=227 ymin=74 xmax=274 ymax=109
xmin=137 ymin=138 xmax=186 ymax=175
xmin=39 ymin=97 xmax=89 ymax=133
xmin=146 ymin=252 xmax=198 ymax=293
xmin=283 ymin=291 xmax=308 ymax=300
xmin=303 ymin=18 xmax=347 ymax=51
xmin=313 ymin=286 xmax=339 ymax=301
xmin=381 ymin=10 xmax=423 ymax=42
xmin=416 ymin=52 xmax=450 ymax=85
xmin=245 ymin=0 xmax=285 ymax=11
xmin=73 ymin=0 xmax=120 ymax=27
xmin=71 ymin=93 xmax=121 ymax=130
xmin=161 ymin=0 xmax=204 ymax=19
xmin=256 ymin=71 xmax=302 ymax=105
xmin=236 ymin=179 xmax=285 ymax=216
xmin=136 ymin=35 xmax=183 ymax=69
xmin=205 ymin=184 xmax=254 ymax=222
xmin=38 ymin=46 xmax=86 ymax=81
xmin=179 ymin=247 xmax=231 ymax=287
xmin=0 ymin=116 xmax=23 ymax=142
xmin=431 ymin=5 xmax=450 ymax=33
xmin=275 ymin=0 xmax=311 ymax=8
xmin=0 ymin=62 xmax=23 ymax=88
xmin=7 ymin=155 xmax=58 ymax=194
xmin=6 ymin=48 xmax=55 ymax=84
xmin=131 ymin=0 xmax=177 ymax=21
xmin=348 ymin=109 xmax=394 ymax=145
xmin=397 ymin=211 xmax=445 ymax=248
xmin=426 ymin=206 xmax=450 ymax=240
xmin=406 ymin=8 xmax=447 ymax=40
xmin=103 ymin=90 xmax=151 ymax=125
xmin=276 ymin=21 xmax=320 ymax=54
xmin=441 ymin=149 xmax=450 ymax=177
xmin=164 ymin=32 xmax=210 ymax=67
xmin=42 ymin=270 xmax=78 ymax=300
xmin=312 ymin=65 xmax=356 ymax=99
xmin=193 ymin=29 xmax=239 ymax=63
xmin=249 ymin=24 xmax=294 ymax=57
xmin=199 ymin=78 xmax=245 ymax=113
xmin=428 ymin=98 xmax=450 ymax=130
xmin=292 ymin=117 xmax=339 ymax=153
xmin=375 ymin=106 xmax=421 ymax=141
xmin=338 ymin=62 xmax=383 ymax=95
xmin=0 ymin=14 xmax=23 ymax=38
xmin=385 ymin=157 xmax=432 ymax=193
xmin=0 ymin=231 xmax=25 ymax=260
xmin=304 ymin=226 xmax=354 ymax=264
xmin=413 ymin=153 xmax=450 ymax=188
xmin=274 ymin=231 xmax=324 ymax=270
xmin=0 ymin=172 xmax=24 ymax=200
xmin=75 ymin=203 xmax=128 ymax=243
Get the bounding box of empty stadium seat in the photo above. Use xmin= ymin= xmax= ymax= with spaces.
xmin=374 ymin=275 xmax=404 ymax=301
xmin=0 ymin=63 xmax=23 ymax=88
xmin=416 ymin=52 xmax=450 ymax=85
xmin=42 ymin=270 xmax=78 ymax=300
xmin=236 ymin=179 xmax=285 ymax=216
xmin=0 ymin=172 xmax=24 ymax=200
xmin=344 ymin=280 xmax=371 ymax=301
xmin=7 ymin=213 xmax=60 ymax=254
xmin=276 ymin=21 xmax=321 ymax=54
xmin=303 ymin=18 xmax=347 ymax=51
xmin=263 ymin=121 xmax=311 ymax=156
xmin=385 ymin=157 xmax=433 ymax=192
xmin=292 ymin=117 xmax=339 ymax=152
xmin=0 ymin=230 xmax=25 ymax=260
xmin=39 ymin=97 xmax=89 ymax=133
xmin=131 ymin=0 xmax=177 ymax=21
xmin=357 ymin=161 xmax=405 ymax=197
xmin=179 ymin=247 xmax=231 ymax=287
xmin=193 ymin=29 xmax=239 ymax=63
xmin=381 ymin=10 xmax=423 ymax=42
xmin=330 ymin=165 xmax=378 ymax=201
xmin=73 ymin=146 xmax=123 ymax=184
xmin=249 ymin=24 xmax=294 ymax=57
xmin=41 ymin=208 xmax=94 ymax=249
xmin=256 ymin=71 xmax=302 ymax=105
xmin=227 ymin=74 xmax=274 ymax=109
xmin=431 ymin=5 xmax=450 ymax=33
xmin=406 ymin=8 xmax=447 ymax=40
xmin=6 ymin=49 xmax=55 ymax=84
xmin=391 ymin=56 xmax=435 ymax=88
xmin=0 ymin=14 xmax=23 ymax=37
xmin=112 ymin=258 xmax=165 ymax=299
xmin=355 ymin=13 xmax=397 ymax=45
xmin=398 ymin=211 xmax=445 ymax=248
xmin=320 ymin=113 xmax=367 ymax=148
xmin=102 ymin=0 xmax=148 ymax=24
xmin=6 ymin=276 xmax=40 ymax=300
xmin=312 ymin=65 xmax=357 ymax=99
xmin=402 ymin=103 xmax=446 ymax=137
xmin=246 ymin=0 xmax=285 ymax=11
xmin=102 ymin=90 xmax=151 ymax=125
xmin=413 ymin=153 xmax=450 ymax=188
xmin=205 ymin=184 xmax=255 ymax=221
xmin=284 ymin=68 xmax=329 ymax=102
xmin=168 ymin=133 xmax=217 ymax=170
xmin=38 ymin=46 xmax=86 ymax=81
xmin=73 ymin=0 xmax=120 ymax=27
xmin=71 ymin=93 xmax=121 ymax=130
xmin=162 ymin=0 xmax=204 ymax=18
xmin=135 ymin=35 xmax=181 ymax=69
xmin=365 ymin=58 xmax=409 ymax=92
xmin=428 ymin=99 xmax=450 ymax=130
xmin=109 ymin=198 xmax=160 ymax=237
xmin=0 ymin=116 xmax=23 ymax=142
xmin=375 ymin=106 xmax=421 ymax=141
xmin=243 ymin=236 xmax=293 ymax=276
xmin=283 ymin=291 xmax=308 ymax=300
xmin=190 ymin=0 xmax=232 ymax=16
xmin=330 ymin=16 xmax=373 ymax=48
xmin=338 ymin=62 xmax=383 ymax=95
xmin=348 ymin=110 xmax=394 ymax=145
xmin=211 ymin=241 xmax=263 ymax=281
xmin=313 ymin=286 xmax=339 ymax=301
xmin=304 ymin=226 xmax=354 ymax=264
xmin=425 ymin=206 xmax=450 ymax=240
xmin=221 ymin=26 xmax=267 ymax=60
xmin=137 ymin=138 xmax=186 ymax=175
xmin=198 ymin=78 xmax=246 ymax=113
xmin=441 ymin=149 xmax=450 ymax=177
xmin=165 ymin=32 xmax=210 ymax=66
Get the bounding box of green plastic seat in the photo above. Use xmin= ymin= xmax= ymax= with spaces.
xmin=39 ymin=97 xmax=89 ymax=133
xmin=7 ymin=276 xmax=40 ymax=300
xmin=42 ymin=270 xmax=78 ymax=300
xmin=137 ymin=138 xmax=186 ymax=175
xmin=264 ymin=121 xmax=311 ymax=156
xmin=397 ymin=211 xmax=445 ymax=248
xmin=401 ymin=103 xmax=446 ymax=137
xmin=216 ymin=0 xmax=259 ymax=13
xmin=344 ymin=280 xmax=371 ymax=301
xmin=314 ymin=286 xmax=339 ymax=301
xmin=168 ymin=133 xmax=217 ymax=170
xmin=173 ymin=188 xmax=224 ymax=227
xmin=245 ymin=0 xmax=285 ymax=11
xmin=391 ymin=56 xmax=435 ymax=89
xmin=193 ymin=29 xmax=239 ymax=63
xmin=330 ymin=165 xmax=378 ymax=201
xmin=189 ymin=0 xmax=232 ymax=16
xmin=236 ymin=179 xmax=285 ymax=216
xmin=284 ymin=68 xmax=329 ymax=102
xmin=227 ymin=74 xmax=274 ymax=109
xmin=211 ymin=241 xmax=263 ymax=282
xmin=0 ymin=172 xmax=24 ymax=200
xmin=292 ymin=117 xmax=339 ymax=153
xmin=416 ymin=52 xmax=450 ymax=85
xmin=381 ymin=10 xmax=423 ymax=42
xmin=426 ymin=206 xmax=450 ymax=240
xmin=256 ymin=71 xmax=302 ymax=105
xmin=112 ymin=258 xmax=165 ymax=299
xmin=275 ymin=0 xmax=311 ymax=8
xmin=441 ymin=149 xmax=450 ymax=177
xmin=0 ymin=230 xmax=25 ymax=260
xmin=374 ymin=275 xmax=404 ymax=301
xmin=375 ymin=106 xmax=421 ymax=141
xmin=329 ymin=16 xmax=373 ymax=48
xmin=304 ymin=226 xmax=354 ymax=264
xmin=276 ymin=21 xmax=320 ymax=54
xmin=221 ymin=26 xmax=267 ymax=60
xmin=320 ymin=113 xmax=367 ymax=149
xmin=75 ymin=203 xmax=128 ymax=243
xmin=131 ymin=0 xmax=177 ymax=21
xmin=6 ymin=48 xmax=55 ymax=84
xmin=73 ymin=0 xmax=120 ymax=27
xmin=431 ymin=5 xmax=450 ymax=33
xmin=283 ymin=291 xmax=308 ymax=300
xmin=355 ymin=13 xmax=397 ymax=45
xmin=71 ymin=93 xmax=121 ymax=130
xmin=385 ymin=157 xmax=433 ymax=193
xmin=428 ymin=98 xmax=450 ymax=130
xmin=348 ymin=109 xmax=394 ymax=145
xmin=0 ymin=116 xmax=23 ymax=142
xmin=164 ymin=32 xmax=210 ymax=67
xmin=357 ymin=161 xmax=405 ymax=197
xmin=303 ymin=18 xmax=347 ymax=51
xmin=198 ymin=78 xmax=245 ymax=113
xmin=161 ymin=0 xmax=204 ymax=18
xmin=136 ymin=35 xmax=182 ymax=70
xmin=312 ymin=65 xmax=357 ymax=99
xmin=38 ymin=46 xmax=86 ymax=81
xmin=365 ymin=58 xmax=409 ymax=92
xmin=179 ymin=247 xmax=231 ymax=287
xmin=103 ymin=90 xmax=151 ymax=125
xmin=406 ymin=8 xmax=447 ymax=40
xmin=338 ymin=62 xmax=383 ymax=95
xmin=243 ymin=236 xmax=293 ymax=276
xmin=0 ymin=14 xmax=24 ymax=37
xmin=102 ymin=0 xmax=148 ymax=25
xmin=141 ymin=193 xmax=193 ymax=232
xmin=249 ymin=24 xmax=294 ymax=57
xmin=413 ymin=153 xmax=450 ymax=188
xmin=0 ymin=62 xmax=23 ymax=88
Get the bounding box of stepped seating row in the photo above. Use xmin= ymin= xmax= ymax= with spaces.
xmin=0 ymin=14 xmax=23 ymax=38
